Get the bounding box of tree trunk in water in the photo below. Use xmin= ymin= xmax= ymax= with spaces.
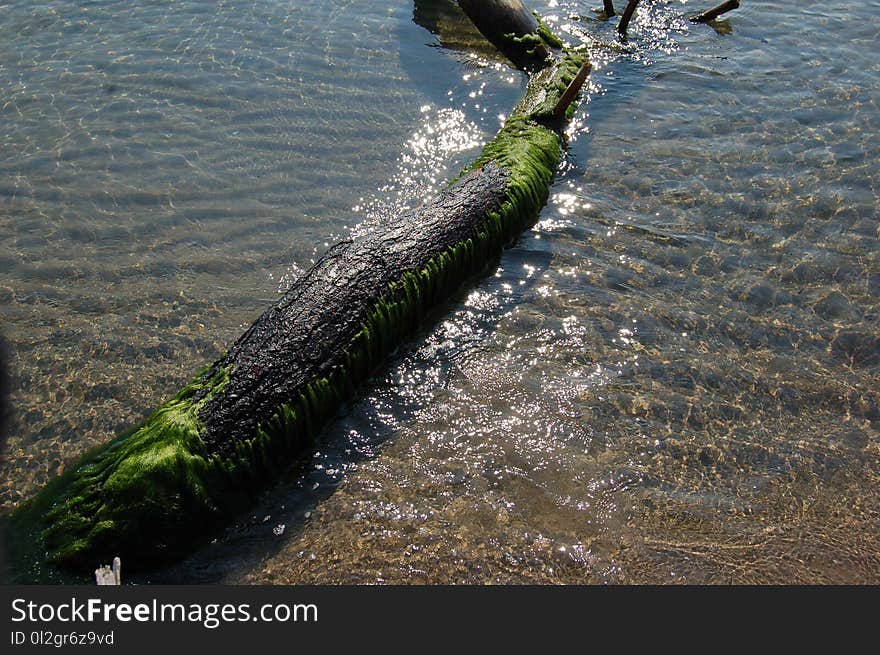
xmin=4 ymin=3 xmax=589 ymax=579
xmin=457 ymin=0 xmax=563 ymax=68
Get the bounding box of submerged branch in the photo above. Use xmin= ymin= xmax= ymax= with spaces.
xmin=690 ymin=0 xmax=741 ymax=24
xmin=617 ymin=0 xmax=641 ymax=38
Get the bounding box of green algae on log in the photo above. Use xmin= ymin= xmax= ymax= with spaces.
xmin=4 ymin=20 xmax=589 ymax=581
xmin=457 ymin=0 xmax=563 ymax=68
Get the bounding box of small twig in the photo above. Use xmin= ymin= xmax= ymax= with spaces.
xmin=617 ymin=0 xmax=641 ymax=38
xmin=553 ymin=61 xmax=593 ymax=119
xmin=603 ymin=1 xmax=616 ymax=18
xmin=690 ymin=0 xmax=740 ymax=23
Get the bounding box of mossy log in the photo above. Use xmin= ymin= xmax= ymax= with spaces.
xmin=4 ymin=7 xmax=589 ymax=581
xmin=689 ymin=0 xmax=740 ymax=24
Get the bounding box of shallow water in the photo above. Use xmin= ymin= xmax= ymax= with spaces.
xmin=1 ymin=0 xmax=878 ymax=584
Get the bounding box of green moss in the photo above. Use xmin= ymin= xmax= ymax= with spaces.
xmin=534 ymin=14 xmax=565 ymax=49
xmin=504 ymin=13 xmax=564 ymax=55
xmin=5 ymin=45 xmax=591 ymax=581
xmin=505 ymin=30 xmax=546 ymax=57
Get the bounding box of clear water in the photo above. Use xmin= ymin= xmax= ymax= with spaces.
xmin=1 ymin=0 xmax=877 ymax=584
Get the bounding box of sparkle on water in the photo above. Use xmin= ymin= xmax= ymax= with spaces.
xmin=1 ymin=0 xmax=878 ymax=584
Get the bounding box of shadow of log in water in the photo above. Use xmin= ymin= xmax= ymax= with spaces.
xmin=413 ymin=0 xmax=509 ymax=61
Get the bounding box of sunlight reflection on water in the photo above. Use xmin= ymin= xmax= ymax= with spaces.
xmin=1 ymin=0 xmax=877 ymax=584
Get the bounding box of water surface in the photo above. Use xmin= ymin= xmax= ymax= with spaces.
xmin=1 ymin=0 xmax=878 ymax=583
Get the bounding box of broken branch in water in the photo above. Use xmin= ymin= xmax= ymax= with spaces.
xmin=617 ymin=0 xmax=641 ymax=38
xmin=4 ymin=0 xmax=591 ymax=581
xmin=457 ymin=0 xmax=562 ymax=69
xmin=690 ymin=0 xmax=740 ymax=23
xmin=603 ymin=1 xmax=616 ymax=18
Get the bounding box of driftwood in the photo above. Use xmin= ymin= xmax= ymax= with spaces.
xmin=554 ymin=61 xmax=592 ymax=120
xmin=690 ymin=0 xmax=740 ymax=23
xmin=413 ymin=0 xmax=506 ymax=60
xmin=5 ymin=1 xmax=589 ymax=579
xmin=94 ymin=556 xmax=121 ymax=585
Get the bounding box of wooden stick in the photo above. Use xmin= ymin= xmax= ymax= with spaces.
xmin=690 ymin=0 xmax=740 ymax=23
xmin=603 ymin=1 xmax=616 ymax=18
xmin=617 ymin=0 xmax=640 ymax=37
xmin=9 ymin=5 xmax=593 ymax=578
xmin=554 ymin=61 xmax=592 ymax=119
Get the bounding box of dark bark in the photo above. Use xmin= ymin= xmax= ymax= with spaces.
xmin=198 ymin=164 xmax=510 ymax=457
xmin=690 ymin=0 xmax=740 ymax=23
xmin=457 ymin=0 xmax=560 ymax=69
xmin=553 ymin=61 xmax=592 ymax=120
xmin=458 ymin=0 xmax=538 ymax=35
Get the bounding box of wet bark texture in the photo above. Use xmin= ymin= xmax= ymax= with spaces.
xmin=197 ymin=163 xmax=510 ymax=457
xmin=458 ymin=0 xmax=539 ymax=38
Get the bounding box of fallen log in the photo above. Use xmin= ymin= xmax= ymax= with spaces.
xmin=4 ymin=3 xmax=589 ymax=580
